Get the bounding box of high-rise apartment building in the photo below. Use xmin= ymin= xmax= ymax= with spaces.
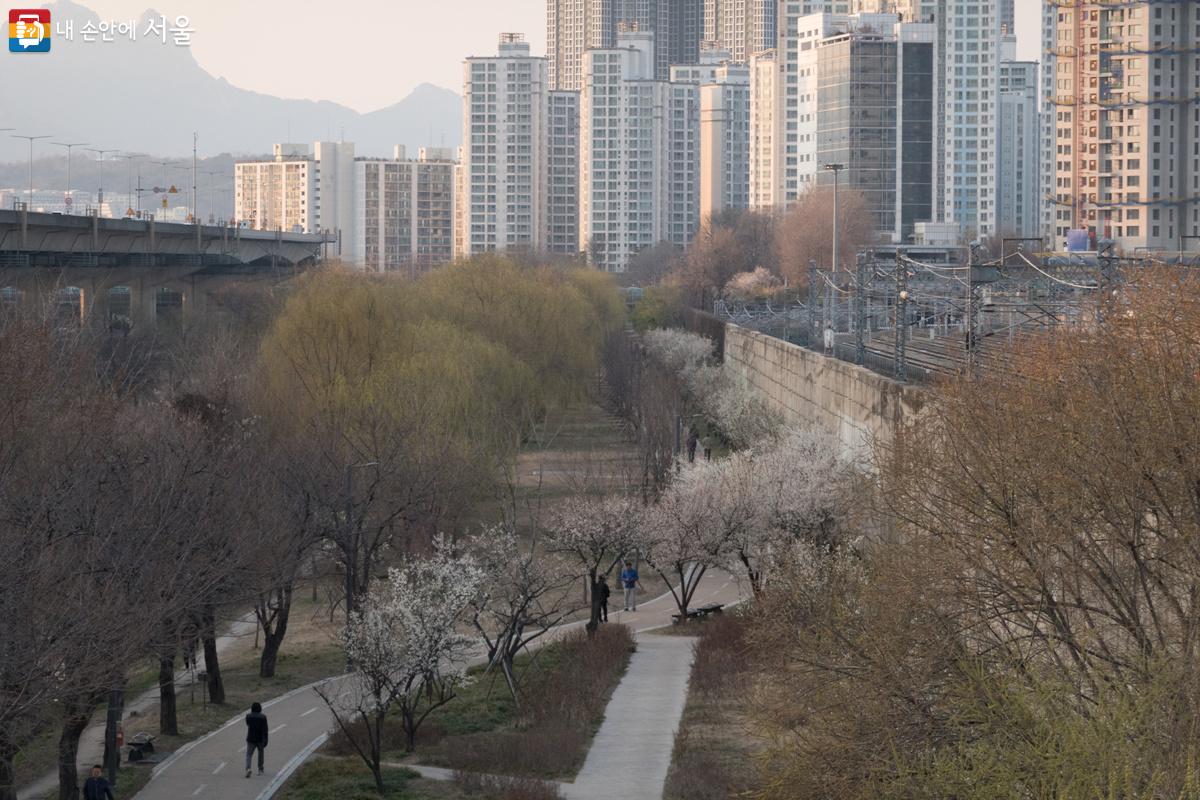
xmin=704 ymin=0 xmax=777 ymax=62
xmin=460 ymin=34 xmax=548 ymax=257
xmin=998 ymin=57 xmax=1040 ymax=237
xmin=942 ymin=0 xmax=1000 ymax=238
xmin=235 ymin=144 xmax=317 ymax=234
xmin=580 ymin=31 xmax=701 ymax=271
xmin=700 ymin=62 xmax=752 ymax=219
xmin=548 ymin=0 xmax=704 ymax=89
xmin=235 ymin=141 xmax=356 ymax=249
xmin=547 ymin=90 xmax=581 ymax=255
xmin=1048 ymin=1 xmax=1199 ymax=252
xmin=754 ymin=8 xmax=893 ymax=210
xmin=749 ymin=50 xmax=781 ymax=209
xmin=1041 ymin=2 xmax=1058 ymax=239
xmin=313 ymin=141 xmax=357 ymax=246
xmin=349 ymin=146 xmax=456 ymax=274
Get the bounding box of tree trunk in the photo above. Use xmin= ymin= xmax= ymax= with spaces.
xmin=57 ymin=697 xmax=95 ymax=800
xmin=0 ymin=737 xmax=18 ymax=800
xmin=259 ymin=584 xmax=293 ymax=679
xmin=102 ymin=686 xmax=124 ymax=786
xmin=586 ymin=571 xmax=602 ymax=637
xmin=201 ymin=607 xmax=225 ymax=705
xmin=158 ymin=656 xmax=179 ymax=735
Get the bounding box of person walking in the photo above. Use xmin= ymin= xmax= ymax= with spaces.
xmin=244 ymin=702 xmax=269 ymax=778
xmin=686 ymin=426 xmax=699 ymax=463
xmin=598 ymin=575 xmax=611 ymax=622
xmin=701 ymin=435 xmax=713 ymax=462
xmin=83 ymin=765 xmax=114 ymax=800
xmin=620 ymin=560 xmax=641 ymax=612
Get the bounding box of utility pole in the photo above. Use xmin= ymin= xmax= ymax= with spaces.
xmin=807 ymin=259 xmax=818 ymax=347
xmin=894 ymin=250 xmax=908 ymax=382
xmin=50 ymin=141 xmax=87 ymax=213
xmin=965 ymin=242 xmax=980 ymax=376
xmin=84 ymin=148 xmax=115 ymax=212
xmin=191 ymin=132 xmax=198 ymax=224
xmin=855 ymin=251 xmax=869 ymax=365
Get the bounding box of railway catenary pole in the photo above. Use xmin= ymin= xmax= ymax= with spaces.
xmin=894 ymin=249 xmax=908 ymax=382
xmin=855 ymin=251 xmax=868 ymax=365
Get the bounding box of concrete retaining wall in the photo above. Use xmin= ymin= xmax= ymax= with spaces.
xmin=723 ymin=325 xmax=926 ymax=461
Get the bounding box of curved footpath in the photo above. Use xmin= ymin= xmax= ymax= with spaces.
xmin=131 ymin=571 xmax=746 ymax=800
xmin=17 ymin=613 xmax=257 ymax=800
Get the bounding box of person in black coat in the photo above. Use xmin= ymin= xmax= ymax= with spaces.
xmin=244 ymin=702 xmax=269 ymax=777
xmin=83 ymin=765 xmax=114 ymax=800
xmin=598 ymin=576 xmax=611 ymax=623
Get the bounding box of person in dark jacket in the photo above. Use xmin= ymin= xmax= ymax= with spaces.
xmin=686 ymin=426 xmax=699 ymax=463
xmin=83 ymin=765 xmax=114 ymax=800
xmin=244 ymin=702 xmax=269 ymax=777
xmin=597 ymin=575 xmax=611 ymax=622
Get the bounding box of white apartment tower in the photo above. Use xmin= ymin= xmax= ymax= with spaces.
xmin=700 ymin=62 xmax=751 ymax=220
xmin=749 ymin=50 xmax=781 ymax=209
xmin=580 ymin=31 xmax=701 ymax=271
xmin=235 ymin=141 xmax=356 ymax=249
xmin=941 ymin=0 xmax=1001 ymax=239
xmin=460 ymin=34 xmax=548 ymax=257
xmin=547 ymin=90 xmax=581 ymax=255
xmin=350 ymin=146 xmax=457 ymax=274
xmin=998 ymin=57 xmax=1040 ymax=238
xmin=234 ymin=144 xmax=316 ymax=234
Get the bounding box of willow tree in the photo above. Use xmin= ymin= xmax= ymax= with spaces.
xmin=254 ymin=269 xmax=539 ymax=622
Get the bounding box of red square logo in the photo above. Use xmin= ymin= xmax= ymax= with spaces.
xmin=9 ymin=9 xmax=52 ymax=53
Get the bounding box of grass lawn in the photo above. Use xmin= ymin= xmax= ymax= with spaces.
xmin=663 ymin=613 xmax=761 ymax=800
xmin=277 ymin=758 xmax=462 ymax=800
xmin=320 ymin=625 xmax=634 ymax=783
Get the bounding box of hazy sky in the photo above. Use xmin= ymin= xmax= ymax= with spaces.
xmin=69 ymin=0 xmax=1042 ymax=111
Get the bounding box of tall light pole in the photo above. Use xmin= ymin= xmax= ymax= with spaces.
xmin=84 ymin=147 xmax=115 ymax=213
xmin=201 ymin=169 xmax=222 ymax=224
xmin=115 ymin=153 xmax=145 ymax=216
xmin=50 ymin=141 xmax=88 ymax=213
xmin=11 ymin=134 xmax=52 ymax=208
xmin=823 ymin=163 xmax=845 ymax=273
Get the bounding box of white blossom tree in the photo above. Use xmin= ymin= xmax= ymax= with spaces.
xmin=545 ymin=495 xmax=641 ymax=633
xmin=318 ymin=540 xmax=481 ymax=793
xmin=468 ymin=523 xmax=577 ymax=703
xmin=641 ymin=460 xmax=757 ymax=618
xmin=643 ymin=328 xmax=714 ymax=374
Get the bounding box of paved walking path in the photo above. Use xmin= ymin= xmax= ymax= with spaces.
xmin=125 ymin=570 xmax=745 ymax=800
xmin=562 ymin=635 xmax=697 ymax=800
xmin=17 ymin=614 xmax=256 ymax=800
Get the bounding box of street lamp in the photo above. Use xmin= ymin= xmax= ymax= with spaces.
xmin=201 ymin=169 xmax=222 ymax=224
xmin=84 ymin=147 xmax=116 ymax=213
xmin=11 ymin=134 xmax=52 ymax=208
xmin=823 ymin=163 xmax=845 ymax=272
xmin=50 ymin=141 xmax=88 ymax=213
xmin=115 ymin=153 xmax=145 ymax=216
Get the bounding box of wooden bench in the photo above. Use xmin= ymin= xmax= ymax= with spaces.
xmin=671 ymin=602 xmax=725 ymax=624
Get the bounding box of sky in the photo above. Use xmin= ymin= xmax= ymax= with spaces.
xmin=70 ymin=0 xmax=1042 ymax=112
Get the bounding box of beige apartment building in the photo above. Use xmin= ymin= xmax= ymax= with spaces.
xmin=1048 ymin=0 xmax=1200 ymax=252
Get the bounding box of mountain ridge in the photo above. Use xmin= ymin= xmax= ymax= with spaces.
xmin=0 ymin=0 xmax=462 ymax=163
